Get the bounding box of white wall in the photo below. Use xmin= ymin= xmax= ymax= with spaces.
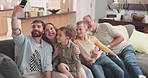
xmin=76 ymin=0 xmax=95 ymax=21
xmin=95 ymin=0 xmax=107 ymax=21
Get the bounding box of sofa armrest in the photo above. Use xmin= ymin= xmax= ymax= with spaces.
xmin=0 ymin=39 xmax=15 ymax=60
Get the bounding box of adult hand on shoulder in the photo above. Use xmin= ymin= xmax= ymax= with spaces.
xmin=85 ymin=60 xmax=93 ymax=68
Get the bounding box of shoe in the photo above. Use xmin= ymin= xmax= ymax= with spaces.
xmin=139 ymin=75 xmax=146 ymax=78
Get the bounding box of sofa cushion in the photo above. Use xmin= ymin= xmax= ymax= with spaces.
xmin=128 ymin=29 xmax=148 ymax=54
xmin=136 ymin=53 xmax=148 ymax=77
xmin=112 ymin=25 xmax=129 ymax=41
xmin=0 ymin=53 xmax=21 ymax=78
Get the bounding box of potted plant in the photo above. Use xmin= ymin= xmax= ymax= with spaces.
xmin=108 ymin=0 xmax=127 ymax=20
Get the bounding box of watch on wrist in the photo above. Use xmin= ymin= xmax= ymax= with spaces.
xmin=107 ymin=45 xmax=111 ymax=48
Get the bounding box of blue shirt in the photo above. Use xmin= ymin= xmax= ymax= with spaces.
xmin=12 ymin=33 xmax=53 ymax=74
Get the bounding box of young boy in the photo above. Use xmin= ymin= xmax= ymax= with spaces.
xmin=53 ymin=26 xmax=87 ymax=78
xmin=74 ymin=21 xmax=124 ymax=78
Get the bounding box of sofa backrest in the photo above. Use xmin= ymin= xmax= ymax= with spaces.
xmin=113 ymin=25 xmax=130 ymax=41
xmin=123 ymin=24 xmax=135 ymax=37
xmin=0 ymin=39 xmax=15 ymax=60
xmin=112 ymin=24 xmax=135 ymax=40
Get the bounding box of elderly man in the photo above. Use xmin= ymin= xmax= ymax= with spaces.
xmin=83 ymin=15 xmax=145 ymax=78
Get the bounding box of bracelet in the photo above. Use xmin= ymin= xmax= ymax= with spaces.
xmin=12 ymin=28 xmax=19 ymax=31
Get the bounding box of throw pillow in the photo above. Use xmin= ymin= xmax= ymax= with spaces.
xmin=128 ymin=29 xmax=148 ymax=54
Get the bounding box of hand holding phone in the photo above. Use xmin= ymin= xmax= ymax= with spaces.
xmin=19 ymin=0 xmax=27 ymax=8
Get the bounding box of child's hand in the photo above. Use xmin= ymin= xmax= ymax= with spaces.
xmin=90 ymin=46 xmax=99 ymax=59
xmin=73 ymin=45 xmax=81 ymax=54
xmin=52 ymin=65 xmax=56 ymax=71
xmin=52 ymin=45 xmax=60 ymax=59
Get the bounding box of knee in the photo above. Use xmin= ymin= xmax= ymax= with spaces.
xmin=124 ymin=60 xmax=138 ymax=67
xmin=58 ymin=63 xmax=70 ymax=72
xmin=124 ymin=56 xmax=138 ymax=67
xmin=52 ymin=71 xmax=69 ymax=78
xmin=58 ymin=63 xmax=65 ymax=70
xmin=120 ymin=69 xmax=124 ymax=76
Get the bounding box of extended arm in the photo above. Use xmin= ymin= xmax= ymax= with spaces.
xmin=11 ymin=5 xmax=24 ymax=35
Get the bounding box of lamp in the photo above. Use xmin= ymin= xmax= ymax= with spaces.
xmin=62 ymin=0 xmax=66 ymax=4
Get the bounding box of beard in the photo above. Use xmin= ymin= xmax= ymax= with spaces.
xmin=31 ymin=30 xmax=43 ymax=37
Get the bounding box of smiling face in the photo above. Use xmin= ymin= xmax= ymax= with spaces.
xmin=76 ymin=21 xmax=88 ymax=38
xmin=44 ymin=23 xmax=57 ymax=40
xmin=56 ymin=27 xmax=71 ymax=46
xmin=83 ymin=16 xmax=95 ymax=32
xmin=56 ymin=29 xmax=69 ymax=45
xmin=31 ymin=22 xmax=44 ymax=37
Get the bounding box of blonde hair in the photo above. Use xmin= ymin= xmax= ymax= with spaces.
xmin=76 ymin=20 xmax=88 ymax=29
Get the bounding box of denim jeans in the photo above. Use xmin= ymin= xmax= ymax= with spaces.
xmin=91 ymin=53 xmax=124 ymax=78
xmin=104 ymin=55 xmax=131 ymax=78
xmin=119 ymin=45 xmax=143 ymax=78
xmin=82 ymin=65 xmax=94 ymax=78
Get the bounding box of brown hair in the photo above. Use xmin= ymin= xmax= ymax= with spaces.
xmin=58 ymin=25 xmax=72 ymax=39
xmin=44 ymin=23 xmax=58 ymax=30
xmin=42 ymin=22 xmax=57 ymax=44
xmin=31 ymin=20 xmax=45 ymax=29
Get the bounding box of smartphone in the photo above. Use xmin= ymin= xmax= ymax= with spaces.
xmin=19 ymin=0 xmax=27 ymax=8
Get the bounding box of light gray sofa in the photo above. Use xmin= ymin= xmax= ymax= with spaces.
xmin=0 ymin=24 xmax=147 ymax=78
xmin=113 ymin=24 xmax=148 ymax=78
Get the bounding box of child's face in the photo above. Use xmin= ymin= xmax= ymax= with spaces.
xmin=44 ymin=24 xmax=56 ymax=40
xmin=56 ymin=30 xmax=69 ymax=44
xmin=76 ymin=24 xmax=87 ymax=37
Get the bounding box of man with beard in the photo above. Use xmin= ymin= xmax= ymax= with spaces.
xmin=11 ymin=5 xmax=53 ymax=78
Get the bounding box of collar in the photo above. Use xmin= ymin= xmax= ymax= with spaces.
xmin=30 ymin=35 xmax=43 ymax=48
xmin=59 ymin=40 xmax=71 ymax=49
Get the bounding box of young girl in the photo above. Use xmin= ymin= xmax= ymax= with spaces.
xmin=52 ymin=26 xmax=87 ymax=78
xmin=74 ymin=21 xmax=124 ymax=78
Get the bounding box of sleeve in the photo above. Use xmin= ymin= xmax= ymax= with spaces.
xmin=42 ymin=44 xmax=53 ymax=72
xmin=100 ymin=23 xmax=117 ymax=37
xmin=12 ymin=33 xmax=26 ymax=46
xmin=72 ymin=45 xmax=81 ymax=72
xmin=93 ymin=36 xmax=112 ymax=53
